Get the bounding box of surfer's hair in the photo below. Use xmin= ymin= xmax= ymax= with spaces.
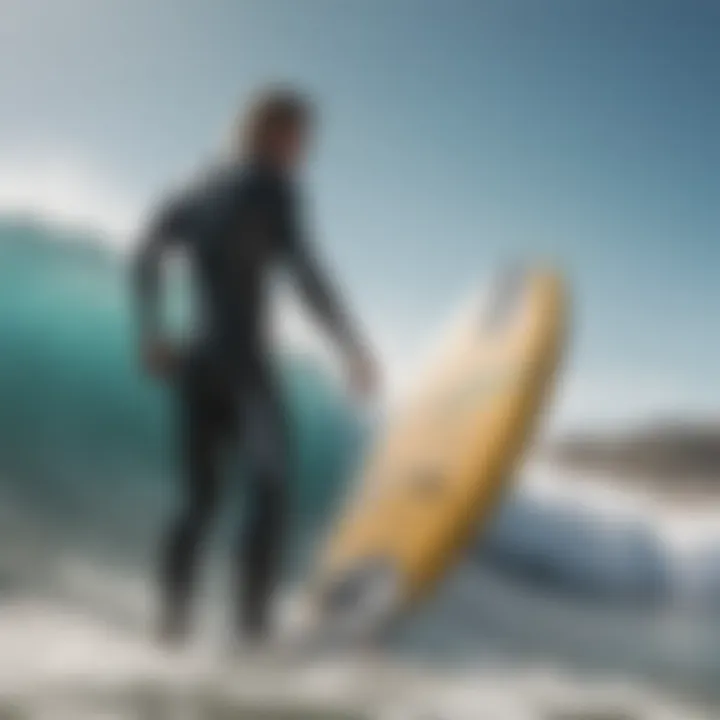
xmin=238 ymin=87 xmax=313 ymax=159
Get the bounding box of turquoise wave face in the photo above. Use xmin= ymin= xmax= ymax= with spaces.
xmin=0 ymin=218 xmax=362 ymax=561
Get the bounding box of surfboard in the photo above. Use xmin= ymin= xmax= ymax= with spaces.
xmin=305 ymin=267 xmax=568 ymax=641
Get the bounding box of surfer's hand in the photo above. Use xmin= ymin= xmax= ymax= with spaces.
xmin=346 ymin=345 xmax=379 ymax=400
xmin=140 ymin=338 xmax=178 ymax=379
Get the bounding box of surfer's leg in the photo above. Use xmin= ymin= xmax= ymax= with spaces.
xmin=160 ymin=354 xmax=224 ymax=643
xmin=236 ymin=371 xmax=290 ymax=641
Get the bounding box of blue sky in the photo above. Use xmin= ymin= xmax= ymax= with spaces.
xmin=0 ymin=0 xmax=718 ymax=428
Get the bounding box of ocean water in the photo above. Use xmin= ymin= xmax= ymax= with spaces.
xmin=2 ymin=218 xmax=720 ymax=719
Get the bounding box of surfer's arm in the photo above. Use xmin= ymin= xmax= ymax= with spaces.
xmin=279 ymin=182 xmax=379 ymax=396
xmin=132 ymin=197 xmax=194 ymax=342
xmin=280 ymin=186 xmax=363 ymax=357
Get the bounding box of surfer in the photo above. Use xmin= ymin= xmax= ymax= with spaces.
xmin=132 ymin=88 xmax=378 ymax=645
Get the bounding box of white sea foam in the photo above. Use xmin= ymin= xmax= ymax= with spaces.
xmin=0 ymin=597 xmax=716 ymax=720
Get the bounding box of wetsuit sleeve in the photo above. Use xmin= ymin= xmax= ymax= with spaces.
xmin=279 ymin=184 xmax=363 ymax=356
xmin=132 ymin=196 xmax=196 ymax=341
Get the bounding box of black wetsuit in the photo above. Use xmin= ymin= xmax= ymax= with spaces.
xmin=133 ymin=160 xmax=357 ymax=641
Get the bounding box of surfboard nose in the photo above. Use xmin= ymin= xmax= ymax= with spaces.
xmin=480 ymin=265 xmax=527 ymax=332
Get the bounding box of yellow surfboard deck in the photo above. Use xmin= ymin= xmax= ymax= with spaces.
xmin=309 ymin=268 xmax=568 ymax=636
